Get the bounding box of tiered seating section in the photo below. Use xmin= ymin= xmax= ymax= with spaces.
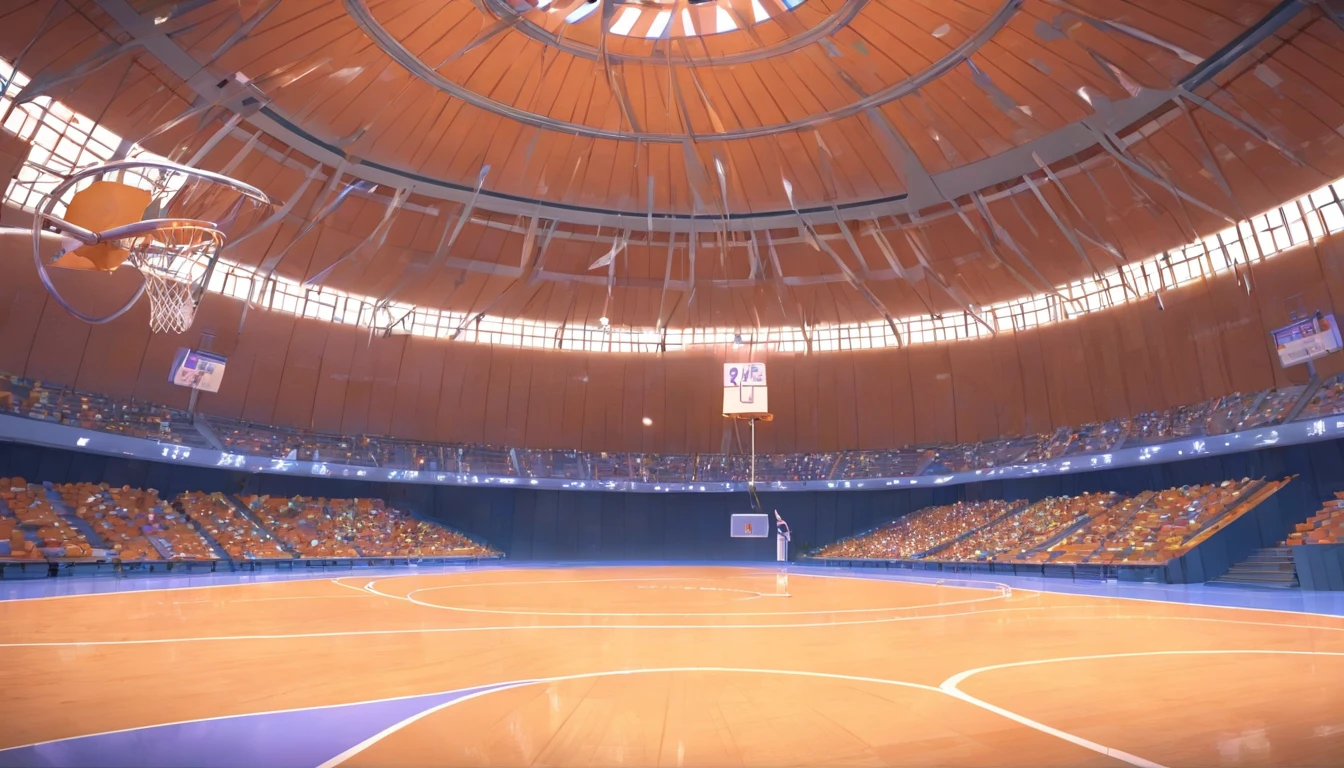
xmin=0 ymin=374 xmax=208 ymax=448
xmin=5 ymin=371 xmax=1344 ymax=482
xmin=61 ymin=482 xmax=216 ymax=562
xmin=1 ymin=478 xmax=95 ymax=559
xmin=814 ymin=500 xmax=1024 ymax=560
xmin=178 ymin=491 xmax=287 ymax=560
xmin=0 ymin=477 xmax=497 ymax=564
xmin=813 ymin=478 xmax=1291 ymax=567
xmin=239 ymin=494 xmax=492 ymax=558
xmin=1288 ymin=495 xmax=1344 ymax=546
xmin=935 ymin=492 xmax=1120 ymax=562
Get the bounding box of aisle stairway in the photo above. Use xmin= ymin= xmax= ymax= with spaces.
xmin=1208 ymin=546 xmax=1299 ymax=589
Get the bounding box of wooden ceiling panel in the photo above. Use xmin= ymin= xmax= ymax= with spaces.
xmin=5 ymin=0 xmax=1341 ymax=341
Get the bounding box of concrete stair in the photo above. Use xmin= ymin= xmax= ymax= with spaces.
xmin=1208 ymin=546 xmax=1299 ymax=589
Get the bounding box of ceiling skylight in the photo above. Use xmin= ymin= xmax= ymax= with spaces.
xmin=715 ymin=6 xmax=737 ymax=32
xmin=645 ymin=10 xmax=672 ymax=38
xmin=565 ymin=1 xmax=599 ymax=24
xmin=551 ymin=0 xmax=806 ymax=38
xmin=611 ymin=7 xmax=641 ymax=35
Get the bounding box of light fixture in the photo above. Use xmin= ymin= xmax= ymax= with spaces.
xmin=642 ymin=417 xmax=653 ymax=426
xmin=599 ymin=316 xmax=610 ymax=327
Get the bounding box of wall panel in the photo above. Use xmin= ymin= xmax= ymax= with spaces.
xmin=948 ymin=339 xmax=997 ymax=442
xmin=1 ymin=232 xmax=1340 ymax=453
xmin=1012 ymin=330 xmax=1053 ymax=435
xmin=853 ymin=351 xmax=895 ymax=450
xmin=906 ymin=344 xmax=956 ymax=445
xmin=271 ymin=318 xmax=327 ymax=431
xmin=311 ymin=329 xmax=357 ymax=433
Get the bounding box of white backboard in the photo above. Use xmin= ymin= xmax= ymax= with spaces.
xmin=723 ymin=362 xmax=769 ymax=416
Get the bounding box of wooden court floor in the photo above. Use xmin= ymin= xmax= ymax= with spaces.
xmin=1 ymin=565 xmax=1342 ymax=767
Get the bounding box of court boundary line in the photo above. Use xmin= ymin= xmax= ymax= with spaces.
xmin=8 ymin=651 xmax=1341 ymax=761
xmin=9 ymin=576 xmax=1344 ymax=648
xmin=939 ymin=649 xmax=1344 ymax=768
xmin=397 ymin=576 xmax=1009 ymax=617
xmin=5 ymin=605 xmax=1341 ymax=649
xmin=0 ymin=664 xmax=1161 ymax=768
xmin=310 ymin=666 xmax=1173 ymax=768
xmin=788 ymin=565 xmax=1344 ymax=619
xmin=5 ymin=563 xmax=1342 ymax=621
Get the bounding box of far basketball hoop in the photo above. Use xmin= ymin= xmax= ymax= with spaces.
xmin=723 ymin=362 xmax=770 ymax=420
xmin=29 ymin=158 xmax=275 ymax=334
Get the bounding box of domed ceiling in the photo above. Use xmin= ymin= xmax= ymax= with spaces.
xmin=2 ymin=0 xmax=1343 ymax=337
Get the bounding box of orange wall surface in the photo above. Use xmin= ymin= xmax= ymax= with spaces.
xmin=2 ymin=234 xmax=1343 ymax=454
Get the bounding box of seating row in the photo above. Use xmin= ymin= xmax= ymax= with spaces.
xmin=0 ymin=374 xmax=208 ymax=448
xmin=5 ymin=370 xmax=1343 ymax=482
xmin=1287 ymin=495 xmax=1344 ymax=546
xmin=0 ymin=476 xmax=497 ymax=563
xmin=812 ymin=477 xmax=1294 ymax=566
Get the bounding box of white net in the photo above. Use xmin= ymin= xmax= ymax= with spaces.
xmin=126 ymin=224 xmax=224 ymax=334
xmin=140 ymin=269 xmax=196 ymax=334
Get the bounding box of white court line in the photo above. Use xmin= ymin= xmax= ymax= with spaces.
xmin=790 ymin=566 xmax=1344 ymax=620
xmin=7 ymin=569 xmax=1343 ymax=648
xmin=174 ymin=595 xmax=375 ymax=604
xmin=397 ymin=577 xmax=1008 ymax=617
xmin=6 ymin=563 xmax=1343 ymax=623
xmin=0 ymin=682 xmax=529 ymax=753
xmin=5 ymin=606 xmax=1342 ymax=649
xmin=791 ymin=569 xmax=1020 ymax=596
xmin=939 ymin=649 xmax=1344 ymax=768
xmin=6 ymin=650 xmax=1342 ymax=761
xmin=0 ymin=569 xmax=443 ymax=603
xmin=310 ymin=665 xmax=1187 ymax=768
xmin=0 ymin=604 xmax=1046 ymax=648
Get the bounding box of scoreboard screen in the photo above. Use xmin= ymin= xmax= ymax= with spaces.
xmin=1271 ymin=313 xmax=1342 ymax=368
xmin=169 ymin=348 xmax=228 ymax=393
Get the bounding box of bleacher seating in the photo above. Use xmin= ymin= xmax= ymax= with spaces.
xmin=326 ymin=497 xmax=493 ymax=557
xmin=814 ymin=500 xmax=1022 ymax=560
xmin=1287 ymin=495 xmax=1344 ymax=546
xmin=0 ymin=477 xmax=94 ymax=559
xmin=178 ymin=492 xmax=296 ymax=560
xmin=812 ymin=478 xmax=1290 ymax=567
xmin=1 ymin=373 xmax=208 ymax=448
xmin=1300 ymin=374 xmax=1344 ymax=420
xmin=61 ymin=482 xmax=217 ymax=561
xmin=1034 ymin=478 xmax=1284 ymax=565
xmin=933 ymin=492 xmax=1120 ymax=562
xmin=241 ymin=495 xmax=361 ymax=558
xmin=240 ymin=494 xmax=495 ymax=559
xmin=2 ymin=474 xmax=498 ymax=564
xmin=834 ymin=449 xmax=929 ymax=479
xmin=1 ymin=369 xmax=1334 ymax=484
xmin=1121 ymin=397 xmax=1221 ymax=446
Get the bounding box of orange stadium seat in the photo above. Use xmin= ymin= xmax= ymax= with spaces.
xmin=1287 ymin=495 xmax=1344 ymax=546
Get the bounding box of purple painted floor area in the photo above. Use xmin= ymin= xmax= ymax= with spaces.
xmin=0 ymin=682 xmax=523 ymax=768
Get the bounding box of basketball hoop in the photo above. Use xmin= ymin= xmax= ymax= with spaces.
xmin=30 ymin=158 xmax=272 ymax=333
xmin=127 ymin=222 xmax=226 ymax=334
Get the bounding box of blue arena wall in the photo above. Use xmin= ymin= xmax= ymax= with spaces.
xmin=2 ymin=436 xmax=1343 ymax=565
